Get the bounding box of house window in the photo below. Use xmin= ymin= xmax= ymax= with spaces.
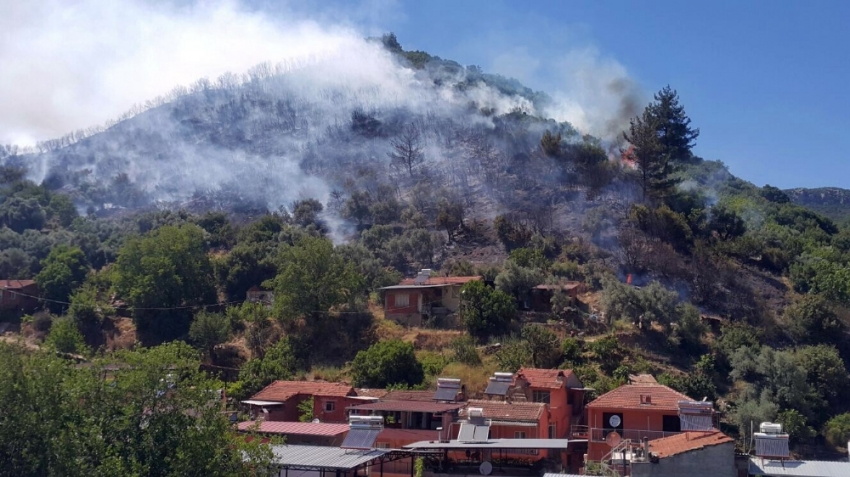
xmin=663 ymin=415 xmax=681 ymax=433
xmin=324 ymin=401 xmax=336 ymax=412
xmin=395 ymin=293 xmax=409 ymax=307
xmin=548 ymin=424 xmax=556 ymax=439
xmin=514 ymin=431 xmax=526 ymax=439
xmin=375 ymin=442 xmax=390 ymax=449
xmin=532 ymin=391 xmax=550 ymax=404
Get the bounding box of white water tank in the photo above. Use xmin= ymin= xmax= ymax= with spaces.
xmin=759 ymin=422 xmax=783 ymax=434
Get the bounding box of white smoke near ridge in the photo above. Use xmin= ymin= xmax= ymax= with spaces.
xmin=0 ymin=0 xmax=365 ymax=145
xmin=1 ymin=0 xmax=651 ymax=243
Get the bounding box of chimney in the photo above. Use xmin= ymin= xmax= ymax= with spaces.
xmin=640 ymin=394 xmax=652 ymax=405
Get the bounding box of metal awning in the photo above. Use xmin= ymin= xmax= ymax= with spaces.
xmin=488 ymin=420 xmax=539 ymax=427
xmin=241 ymin=400 xmax=284 ymax=406
xmin=270 ymin=445 xmax=388 ymax=470
xmin=748 ymin=457 xmax=850 ymax=476
xmin=404 ymin=438 xmax=571 ymax=450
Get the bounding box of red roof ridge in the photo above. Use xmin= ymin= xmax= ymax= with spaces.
xmin=250 ymin=379 xmax=355 ymax=402
xmin=649 ymin=430 xmax=733 ymax=458
xmin=586 ymin=383 xmax=692 ymax=411
xmin=0 ymin=279 xmax=36 ymax=289
xmin=463 ymin=399 xmax=545 ymax=422
xmin=516 ymin=367 xmax=575 ymax=389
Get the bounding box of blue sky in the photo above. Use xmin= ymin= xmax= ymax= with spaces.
xmin=318 ymin=0 xmax=850 ymax=189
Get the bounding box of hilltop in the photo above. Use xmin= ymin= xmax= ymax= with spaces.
xmin=785 ymin=187 xmax=850 ymax=225
xmin=2 ymin=33 xmax=850 ymax=461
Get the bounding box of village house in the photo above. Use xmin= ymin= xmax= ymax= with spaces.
xmin=243 ymin=380 xmax=365 ymax=423
xmin=381 ymin=269 xmax=482 ymax=326
xmin=524 ymin=282 xmax=584 ymax=312
xmin=245 ymin=286 xmax=274 ymax=306
xmin=0 ymin=279 xmax=40 ymax=314
xmin=347 ymin=385 xmax=466 ymax=449
xmin=583 ymin=375 xmax=697 ymax=462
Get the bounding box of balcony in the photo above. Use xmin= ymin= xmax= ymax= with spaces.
xmin=574 ymin=426 xmax=681 ymax=442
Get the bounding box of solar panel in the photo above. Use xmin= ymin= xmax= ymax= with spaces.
xmin=472 ymin=425 xmax=490 ymax=441
xmin=434 ymin=386 xmax=458 ymax=401
xmin=680 ymin=414 xmax=713 ymax=431
xmin=484 ymin=380 xmax=510 ymax=396
xmin=755 ymin=435 xmax=789 ymax=458
xmin=341 ymin=428 xmax=381 ymax=449
xmin=458 ymin=423 xmax=475 ymax=441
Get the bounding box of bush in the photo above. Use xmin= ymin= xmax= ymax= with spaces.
xmin=495 ymin=339 xmax=531 ymax=373
xmin=561 ymin=338 xmax=584 ymax=364
xmin=824 ymin=413 xmax=850 ymax=448
xmin=351 ymin=340 xmax=424 ymax=388
xmin=419 ymin=352 xmax=450 ymax=377
xmin=44 ymin=317 xmax=88 ymax=355
xmin=459 ymin=280 xmax=516 ymax=341
xmin=450 ymin=336 xmax=481 ymax=366
xmin=521 ymin=325 xmax=562 ymax=369
xmin=783 ymin=295 xmax=844 ymax=345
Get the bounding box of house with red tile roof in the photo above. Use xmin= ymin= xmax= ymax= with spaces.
xmin=584 ymin=380 xmax=694 ymax=461
xmin=631 ymin=430 xmax=736 ymax=477
xmin=514 ymin=367 xmax=586 ymax=440
xmin=244 ymin=380 xmax=357 ymax=423
xmin=380 ymin=269 xmax=482 ymax=326
xmin=0 ymin=279 xmax=39 ymax=313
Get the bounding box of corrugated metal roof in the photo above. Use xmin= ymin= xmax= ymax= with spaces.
xmin=403 ymin=438 xmax=571 ymax=450
xmin=270 ymin=445 xmax=387 ymax=470
xmin=236 ymin=421 xmax=349 ymax=436
xmin=748 ymin=458 xmax=850 ymax=477
xmin=544 ymin=473 xmax=585 ymax=477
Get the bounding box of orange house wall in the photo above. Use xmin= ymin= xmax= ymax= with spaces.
xmin=586 ymin=407 xmax=678 ymax=460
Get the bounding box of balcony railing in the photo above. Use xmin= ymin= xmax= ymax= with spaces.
xmin=587 ymin=427 xmax=682 ymax=443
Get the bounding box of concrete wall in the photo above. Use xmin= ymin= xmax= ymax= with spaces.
xmin=440 ymin=285 xmax=462 ymax=311
xmin=630 ymin=442 xmax=736 ymax=477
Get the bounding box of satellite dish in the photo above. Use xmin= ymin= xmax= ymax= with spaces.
xmin=479 ymin=461 xmax=492 ymax=475
xmin=312 ymin=418 xmax=320 ymax=423
xmin=606 ymin=431 xmax=622 ymax=448
xmin=609 ymin=415 xmax=622 ymax=428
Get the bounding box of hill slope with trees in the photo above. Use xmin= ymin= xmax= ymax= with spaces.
xmin=2 ymin=34 xmax=850 ymax=465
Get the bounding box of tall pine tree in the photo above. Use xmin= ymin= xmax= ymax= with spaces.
xmin=624 ymin=86 xmax=699 ymax=201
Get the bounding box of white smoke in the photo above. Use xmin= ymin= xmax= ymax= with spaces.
xmin=543 ymin=47 xmax=645 ymax=141
xmin=0 ymin=0 xmax=365 ymax=146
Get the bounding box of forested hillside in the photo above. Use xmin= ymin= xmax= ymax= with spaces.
xmin=3 ymin=34 xmax=850 ymax=472
xmin=785 ymin=187 xmax=850 ymax=225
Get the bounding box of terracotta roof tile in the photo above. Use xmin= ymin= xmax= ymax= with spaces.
xmin=398 ymin=276 xmax=482 ymax=286
xmin=236 ymin=421 xmax=349 ymax=436
xmin=517 ymin=367 xmax=574 ymax=389
xmin=462 ymin=400 xmax=545 ymax=422
xmin=355 ymin=388 xmax=389 ymax=399
xmin=251 ymin=380 xmax=355 ymax=402
xmin=347 ymin=400 xmax=464 ymax=413
xmin=382 ymin=390 xmax=436 ymax=402
xmin=649 ymin=430 xmax=733 ymax=458
xmin=0 ymin=280 xmax=36 ymax=289
xmin=586 ymin=383 xmax=692 ymax=411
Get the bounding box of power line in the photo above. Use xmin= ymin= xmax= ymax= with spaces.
xmin=1 ymin=287 xmax=442 ymax=315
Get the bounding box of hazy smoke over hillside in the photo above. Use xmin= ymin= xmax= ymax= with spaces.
xmin=1 ymin=0 xmax=648 ymax=241
xmin=0 ymin=0 xmax=365 ymax=145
